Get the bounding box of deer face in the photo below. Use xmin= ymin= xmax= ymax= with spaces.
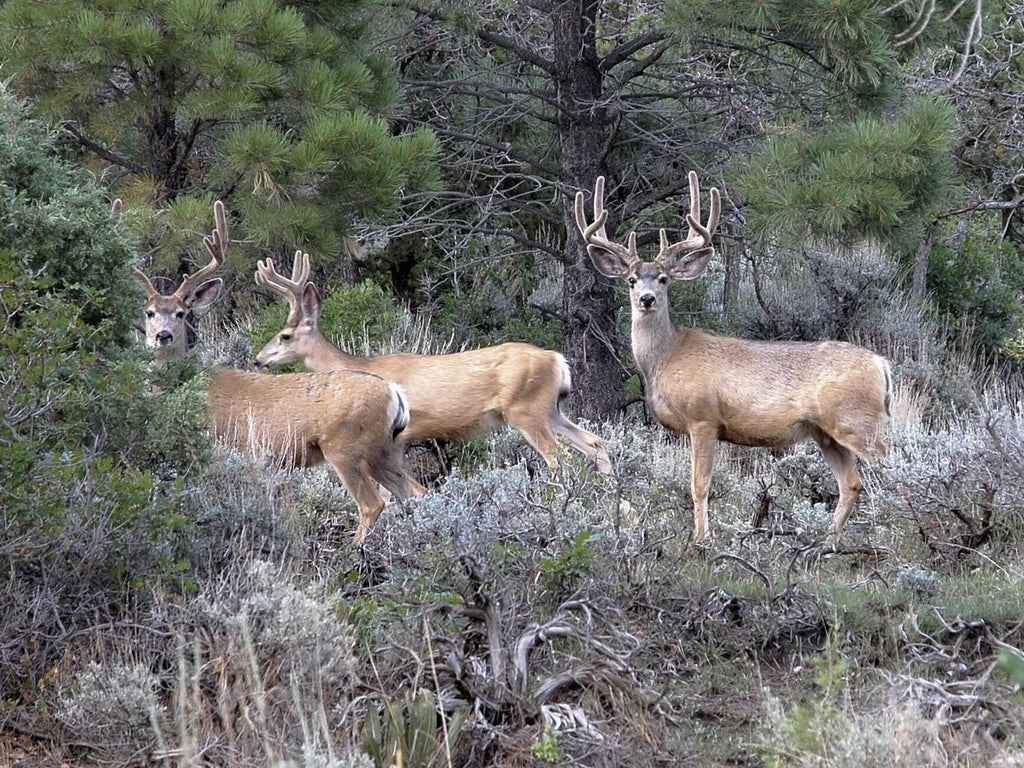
xmin=628 ymin=263 xmax=670 ymax=314
xmin=254 ymin=272 xmax=323 ymax=369
xmin=142 ymin=294 xmax=189 ymax=360
xmin=138 ymin=278 xmax=222 ymax=365
xmin=255 ymin=317 xmax=317 ymax=368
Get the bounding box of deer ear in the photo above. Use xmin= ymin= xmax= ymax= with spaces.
xmin=186 ymin=278 xmax=223 ymax=312
xmin=300 ymin=282 xmax=322 ymax=321
xmin=587 ymin=244 xmax=632 ymax=279
xmin=665 ymin=247 xmax=714 ymax=281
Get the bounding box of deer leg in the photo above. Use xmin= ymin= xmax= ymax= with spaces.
xmin=829 ymin=409 xmax=890 ymax=463
xmin=815 ymin=435 xmax=864 ymax=539
xmin=392 ymin=434 xmax=429 ymax=496
xmin=506 ymin=413 xmax=561 ymax=472
xmin=689 ymin=426 xmax=718 ymax=543
xmin=324 ymin=448 xmax=387 ymax=545
xmin=552 ymin=414 xmax=614 ymax=476
xmin=368 ymin=450 xmax=425 ymax=505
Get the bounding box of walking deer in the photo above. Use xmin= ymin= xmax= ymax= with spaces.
xmin=132 ymin=200 xmax=226 ymax=366
xmin=129 ymin=200 xmax=417 ymax=544
xmin=574 ymin=172 xmax=891 ymax=543
xmin=252 ymin=252 xmax=613 ymax=479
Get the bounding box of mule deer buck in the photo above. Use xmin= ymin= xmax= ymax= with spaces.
xmin=574 ymin=172 xmax=891 ymax=543
xmin=252 ymin=251 xmax=613 ymax=480
xmin=129 ymin=200 xmax=416 ymax=543
xmin=131 ymin=200 xmax=226 ymax=366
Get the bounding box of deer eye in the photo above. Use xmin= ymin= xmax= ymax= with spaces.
xmin=658 ymin=275 xmax=669 ymax=285
xmin=175 ymin=310 xmax=186 ymax=319
xmin=280 ymin=333 xmax=292 ymax=342
xmin=146 ymin=309 xmax=155 ymax=319
xmin=627 ymin=277 xmax=637 ymax=288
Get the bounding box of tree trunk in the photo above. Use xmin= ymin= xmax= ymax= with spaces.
xmin=912 ymin=221 xmax=935 ymax=298
xmin=721 ymin=216 xmax=742 ymax=319
xmin=552 ymin=0 xmax=626 ymax=420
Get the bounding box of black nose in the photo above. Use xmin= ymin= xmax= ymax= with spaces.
xmin=639 ymin=294 xmax=655 ymax=309
xmin=156 ymin=330 xmax=173 ymax=345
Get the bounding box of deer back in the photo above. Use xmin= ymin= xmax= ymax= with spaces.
xmin=354 ymin=342 xmax=572 ymax=442
xmin=207 ymin=367 xmax=408 ymax=468
xmin=642 ymin=326 xmax=891 ymax=454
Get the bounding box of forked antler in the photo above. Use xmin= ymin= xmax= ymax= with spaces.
xmin=131 ymin=200 xmax=228 ymax=300
xmin=176 ymin=199 xmax=228 ymax=299
xmin=656 ymin=171 xmax=721 ymax=265
xmin=254 ymin=250 xmax=312 ymax=323
xmin=573 ymin=176 xmax=639 ymax=268
xmin=574 ymin=172 xmax=721 ymax=267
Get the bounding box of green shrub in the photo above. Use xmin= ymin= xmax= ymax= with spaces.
xmin=927 ymin=217 xmax=1024 ymax=364
xmin=0 ymin=84 xmax=205 ymax=706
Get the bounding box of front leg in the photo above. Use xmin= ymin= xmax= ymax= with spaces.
xmin=689 ymin=425 xmax=718 ymax=543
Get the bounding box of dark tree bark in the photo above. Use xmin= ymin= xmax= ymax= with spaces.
xmin=912 ymin=221 xmax=935 ymax=299
xmin=552 ymin=0 xmax=626 ymax=418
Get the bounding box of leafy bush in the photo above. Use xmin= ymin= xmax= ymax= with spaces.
xmin=927 ymin=217 xmax=1024 ymax=364
xmin=0 ymin=84 xmax=206 ymax=706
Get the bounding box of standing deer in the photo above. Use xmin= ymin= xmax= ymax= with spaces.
xmin=132 ymin=201 xmax=227 ymax=366
xmin=574 ymin=172 xmax=891 ymax=543
xmin=252 ymin=252 xmax=613 ymax=480
xmin=207 ymin=367 xmax=414 ymax=544
xmin=129 ymin=200 xmax=417 ymax=543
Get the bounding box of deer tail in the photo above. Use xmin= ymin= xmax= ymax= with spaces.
xmin=389 ymin=382 xmax=411 ymax=439
xmin=878 ymin=357 xmax=893 ymax=417
xmin=555 ymin=353 xmax=573 ymax=402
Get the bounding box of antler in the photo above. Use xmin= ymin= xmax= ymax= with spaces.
xmin=115 ymin=198 xmax=162 ymax=299
xmin=173 ymin=199 xmax=228 ymax=300
xmin=656 ymin=171 xmax=721 ymax=264
xmin=573 ymin=176 xmax=639 ymax=267
xmin=255 ymin=250 xmax=312 ymax=322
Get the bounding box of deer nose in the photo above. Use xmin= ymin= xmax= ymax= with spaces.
xmin=155 ymin=330 xmax=174 ymax=345
xmin=639 ymin=292 xmax=656 ymax=309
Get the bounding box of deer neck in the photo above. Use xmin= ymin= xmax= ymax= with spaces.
xmin=630 ymin=304 xmax=680 ymax=382
xmin=305 ymin=330 xmax=361 ymax=372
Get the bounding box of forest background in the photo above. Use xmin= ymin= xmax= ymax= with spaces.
xmin=3 ymin=1 xmax=1024 ymax=766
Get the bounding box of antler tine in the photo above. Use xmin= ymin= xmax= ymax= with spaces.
xmin=288 ymin=249 xmax=311 ymax=287
xmin=573 ymin=176 xmax=635 ymax=262
xmin=256 ymin=250 xmax=310 ymax=294
xmin=255 ymin=250 xmax=312 ymax=320
xmin=131 ymin=266 xmax=159 ymax=299
xmin=658 ymin=171 xmax=721 ymax=262
xmin=174 ymin=200 xmax=227 ymax=300
xmin=201 ymin=199 xmax=228 ymax=262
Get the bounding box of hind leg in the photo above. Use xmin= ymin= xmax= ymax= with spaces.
xmin=370 ymin=447 xmax=426 ymax=505
xmin=552 ymin=413 xmax=614 ymax=476
xmin=506 ymin=411 xmax=561 ymax=472
xmin=323 ymin=448 xmax=387 ymax=545
xmin=393 ymin=435 xmax=429 ymax=496
xmin=814 ymin=435 xmax=864 ymax=539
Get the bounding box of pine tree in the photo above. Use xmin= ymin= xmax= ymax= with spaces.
xmin=0 ymin=0 xmax=440 ymax=277
xmin=387 ymin=0 xmax=970 ymax=418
